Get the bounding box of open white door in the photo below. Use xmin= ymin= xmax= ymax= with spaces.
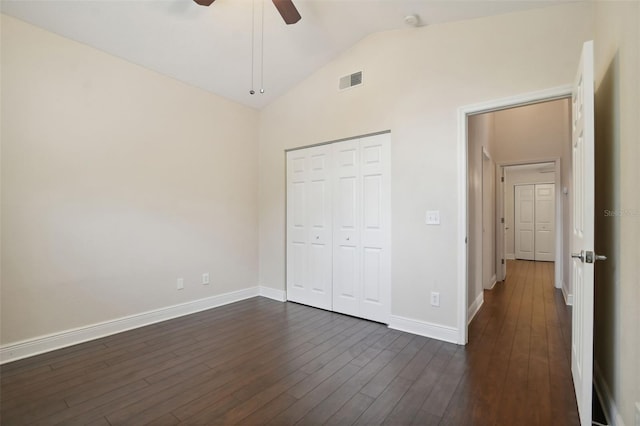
xmin=571 ymin=40 xmax=602 ymax=426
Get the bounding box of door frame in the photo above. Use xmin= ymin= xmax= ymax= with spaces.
xmin=457 ymin=85 xmax=571 ymax=345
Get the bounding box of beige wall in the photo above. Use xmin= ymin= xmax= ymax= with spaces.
xmin=491 ymin=99 xmax=571 ymax=164
xmin=258 ymin=3 xmax=594 ymax=328
xmin=593 ymin=1 xmax=640 ymax=425
xmin=1 ymin=15 xmax=260 ymax=344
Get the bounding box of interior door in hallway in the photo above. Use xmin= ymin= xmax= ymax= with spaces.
xmin=534 ymin=183 xmax=556 ymax=261
xmin=514 ymin=184 xmax=535 ymax=260
xmin=515 ymin=183 xmax=556 ymax=262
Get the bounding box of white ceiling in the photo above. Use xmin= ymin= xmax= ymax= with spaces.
xmin=1 ymin=0 xmax=575 ymax=109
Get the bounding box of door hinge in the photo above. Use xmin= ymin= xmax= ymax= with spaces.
xmin=501 ymin=259 xmax=505 ymax=264
xmin=501 ymin=217 xmax=504 ymax=223
xmin=501 ymin=176 xmax=504 ymax=182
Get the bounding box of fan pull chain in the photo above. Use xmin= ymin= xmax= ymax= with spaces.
xmin=260 ymin=0 xmax=265 ymax=94
xmin=249 ymin=0 xmax=256 ymax=95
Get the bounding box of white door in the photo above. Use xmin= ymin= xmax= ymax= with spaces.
xmin=331 ymin=134 xmax=391 ymax=323
xmin=286 ymin=145 xmax=333 ymax=310
xmin=571 ymin=40 xmax=598 ymax=426
xmin=358 ymin=134 xmax=391 ymax=323
xmin=332 ymin=139 xmax=361 ymax=317
xmin=534 ymin=183 xmax=556 ymax=261
xmin=514 ymin=184 xmax=535 ymax=260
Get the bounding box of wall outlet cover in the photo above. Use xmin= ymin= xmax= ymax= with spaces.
xmin=426 ymin=210 xmax=440 ymax=225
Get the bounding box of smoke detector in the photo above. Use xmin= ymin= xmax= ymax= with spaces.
xmin=404 ymin=14 xmax=420 ymax=27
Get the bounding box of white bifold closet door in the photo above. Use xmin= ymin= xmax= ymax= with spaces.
xmin=286 ymin=133 xmax=390 ymax=323
xmin=332 ymin=134 xmax=390 ymax=323
xmin=286 ymin=145 xmax=333 ymax=311
xmin=514 ymin=183 xmax=555 ymax=262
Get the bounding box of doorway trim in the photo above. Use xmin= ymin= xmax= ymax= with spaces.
xmin=457 ymin=85 xmax=572 ymax=345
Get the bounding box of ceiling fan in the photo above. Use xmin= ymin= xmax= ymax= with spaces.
xmin=193 ymin=0 xmax=302 ymax=25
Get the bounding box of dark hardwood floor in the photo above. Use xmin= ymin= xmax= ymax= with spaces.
xmin=0 ymin=260 xmax=579 ymax=425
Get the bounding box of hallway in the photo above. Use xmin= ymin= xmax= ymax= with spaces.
xmin=457 ymin=259 xmax=580 ymax=425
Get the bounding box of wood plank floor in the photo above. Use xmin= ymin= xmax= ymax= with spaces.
xmin=0 ymin=260 xmax=579 ymax=425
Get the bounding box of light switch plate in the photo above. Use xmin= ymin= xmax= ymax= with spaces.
xmin=426 ymin=210 xmax=440 ymax=225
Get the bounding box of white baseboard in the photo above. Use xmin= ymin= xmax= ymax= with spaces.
xmin=388 ymin=315 xmax=458 ymax=344
xmin=259 ymin=286 xmax=287 ymax=302
xmin=485 ymin=274 xmax=497 ymax=290
xmin=0 ymin=286 xmax=262 ymax=364
xmin=562 ymin=286 xmax=573 ymax=306
xmin=506 ymin=253 xmax=516 ymax=260
xmin=468 ymin=292 xmax=484 ymax=325
xmin=594 ymin=361 xmax=625 ymax=426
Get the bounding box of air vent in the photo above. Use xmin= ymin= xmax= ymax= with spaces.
xmin=339 ymin=71 xmax=363 ymax=90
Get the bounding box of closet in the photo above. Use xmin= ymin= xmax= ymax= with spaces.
xmin=514 ymin=183 xmax=556 ymax=261
xmin=286 ymin=133 xmax=390 ymax=323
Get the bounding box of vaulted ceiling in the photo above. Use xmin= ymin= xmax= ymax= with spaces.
xmin=1 ymin=0 xmax=576 ymax=109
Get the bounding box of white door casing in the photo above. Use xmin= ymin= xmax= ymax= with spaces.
xmin=515 ymin=184 xmax=535 ymax=260
xmin=286 ymin=145 xmax=333 ymax=310
xmin=534 ymin=183 xmax=556 ymax=261
xmin=571 ymin=40 xmax=595 ymax=426
xmin=496 ymin=166 xmax=506 ymax=282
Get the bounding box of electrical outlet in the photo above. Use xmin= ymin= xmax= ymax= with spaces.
xmin=430 ymin=292 xmax=440 ymax=307
xmin=202 ymin=273 xmax=210 ymax=285
xmin=177 ymin=278 xmax=184 ymax=290
xmin=635 ymin=402 xmax=640 ymax=426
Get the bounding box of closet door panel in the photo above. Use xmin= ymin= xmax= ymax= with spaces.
xmin=286 ymin=150 xmax=309 ymax=304
xmin=332 ymin=140 xmax=360 ymax=316
xmin=360 ymin=134 xmax=390 ymax=323
xmin=286 ymin=146 xmax=332 ymax=310
xmin=306 ymin=146 xmax=332 ymax=310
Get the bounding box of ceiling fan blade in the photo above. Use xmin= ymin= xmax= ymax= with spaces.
xmin=272 ymin=0 xmax=301 ymax=25
xmin=193 ymin=0 xmax=215 ymax=6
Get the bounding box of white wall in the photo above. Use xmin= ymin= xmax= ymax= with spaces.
xmin=593 ymin=2 xmax=640 ymax=425
xmin=1 ymin=15 xmax=260 ymax=345
xmin=258 ymin=3 xmax=594 ymax=331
